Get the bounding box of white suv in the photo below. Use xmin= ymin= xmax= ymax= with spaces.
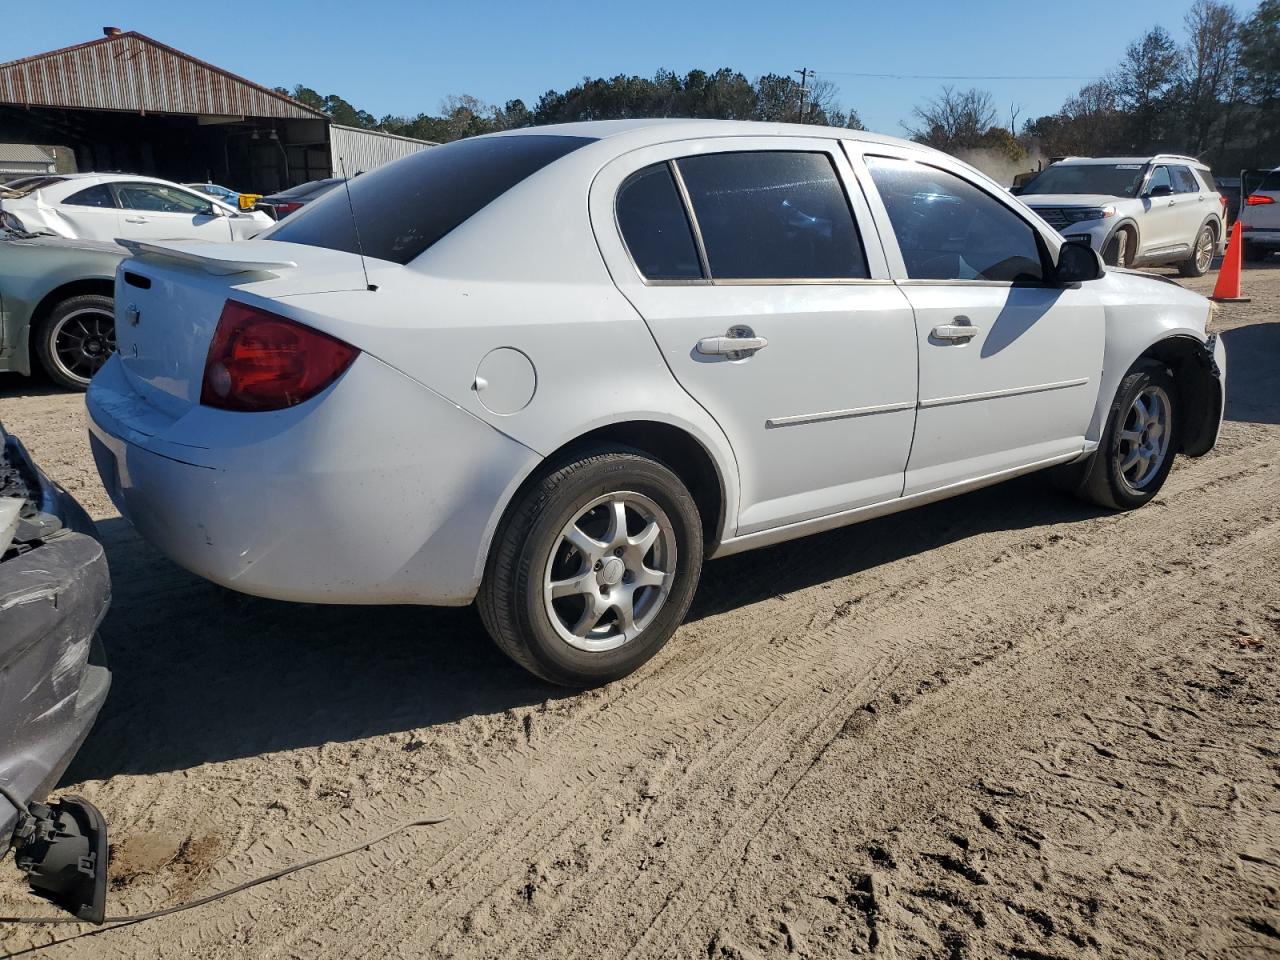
xmin=1015 ymin=156 xmax=1225 ymax=276
xmin=1241 ymin=167 xmax=1280 ymax=262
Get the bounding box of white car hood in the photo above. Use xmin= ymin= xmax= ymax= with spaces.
xmin=1021 ymin=194 xmax=1125 ymax=208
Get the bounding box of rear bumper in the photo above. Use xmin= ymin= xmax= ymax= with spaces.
xmin=86 ymin=352 xmax=537 ymax=606
xmin=1241 ymin=227 xmax=1280 ymax=247
xmin=1 ymin=435 xmax=110 ymax=855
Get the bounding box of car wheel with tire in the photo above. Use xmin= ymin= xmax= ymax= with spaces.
xmin=34 ymin=294 xmax=116 ymax=391
xmin=1059 ymin=359 xmax=1179 ymax=511
xmin=478 ymin=446 xmax=704 ymax=687
xmin=1179 ymin=224 xmax=1216 ymax=277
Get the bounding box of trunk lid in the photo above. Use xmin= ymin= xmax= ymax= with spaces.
xmin=112 ymin=239 xmax=393 ymax=421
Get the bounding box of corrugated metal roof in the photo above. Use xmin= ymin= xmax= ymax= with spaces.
xmin=0 ymin=32 xmax=326 ymax=120
xmin=0 ymin=143 xmax=53 ymax=162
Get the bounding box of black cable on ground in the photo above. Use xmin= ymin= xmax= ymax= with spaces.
xmin=0 ymin=816 xmax=449 ymax=929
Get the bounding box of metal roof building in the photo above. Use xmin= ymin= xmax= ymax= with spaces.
xmin=0 ymin=143 xmax=55 ymax=181
xmin=0 ymin=29 xmax=432 ymax=192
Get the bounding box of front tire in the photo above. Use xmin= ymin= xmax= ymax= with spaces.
xmin=1063 ymin=360 xmax=1179 ymax=511
xmin=478 ymin=446 xmax=704 ymax=686
xmin=1179 ymin=224 xmax=1216 ymax=277
xmin=34 ymin=294 xmax=116 ymax=390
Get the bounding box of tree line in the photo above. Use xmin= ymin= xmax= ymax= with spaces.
xmin=279 ymin=0 xmax=1277 ymax=174
xmin=278 ymin=68 xmax=861 ymax=146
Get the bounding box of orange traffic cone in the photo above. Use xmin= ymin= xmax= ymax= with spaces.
xmin=1211 ymin=221 xmax=1251 ymax=303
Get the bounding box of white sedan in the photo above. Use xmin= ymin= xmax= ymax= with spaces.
xmin=86 ymin=119 xmax=1226 ymax=686
xmin=0 ymin=173 xmax=271 ymax=243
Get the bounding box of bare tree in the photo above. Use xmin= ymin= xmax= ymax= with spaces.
xmin=906 ymin=86 xmax=998 ymax=150
xmin=1180 ymin=0 xmax=1242 ymax=153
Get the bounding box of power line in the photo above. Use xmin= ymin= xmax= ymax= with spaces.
xmin=813 ymin=69 xmax=1101 ymax=81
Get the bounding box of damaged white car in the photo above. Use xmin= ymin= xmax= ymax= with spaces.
xmin=86 ymin=120 xmax=1226 ymax=687
xmin=1 ymin=174 xmax=271 ymax=244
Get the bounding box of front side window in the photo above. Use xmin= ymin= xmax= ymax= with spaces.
xmin=267 ymin=135 xmax=595 ymax=265
xmin=675 ymin=151 xmax=868 ymax=280
xmin=866 ymin=156 xmax=1044 ymax=283
xmin=114 ymin=183 xmax=213 ymax=214
xmin=616 ymin=163 xmax=703 ymax=280
xmin=64 ymin=184 xmax=116 ymax=208
xmin=1171 ymin=166 xmax=1201 ymax=194
xmin=1146 ymin=166 xmax=1172 ymax=194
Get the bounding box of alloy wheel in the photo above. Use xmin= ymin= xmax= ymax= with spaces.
xmin=1195 ymin=228 xmax=1214 ymax=273
xmin=1115 ymin=385 xmax=1172 ymax=493
xmin=50 ymin=308 xmax=115 ymax=385
xmin=543 ymin=491 xmax=677 ymax=652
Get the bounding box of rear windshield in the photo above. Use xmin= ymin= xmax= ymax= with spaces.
xmin=1258 ymin=170 xmax=1280 ymax=193
xmin=266 ymin=135 xmax=595 ymax=264
xmin=1021 ymin=163 xmax=1147 ymax=198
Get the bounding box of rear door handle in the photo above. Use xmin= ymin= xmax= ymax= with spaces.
xmin=697 ymin=326 xmax=768 ymax=359
xmin=931 ymin=322 xmax=980 ymax=341
xmin=124 ymin=216 xmax=148 ymax=223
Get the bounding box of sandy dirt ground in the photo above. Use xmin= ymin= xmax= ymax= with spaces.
xmin=0 ymin=263 xmax=1278 ymax=959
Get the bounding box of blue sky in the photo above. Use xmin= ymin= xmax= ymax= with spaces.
xmin=1 ymin=1 xmax=1256 ymax=135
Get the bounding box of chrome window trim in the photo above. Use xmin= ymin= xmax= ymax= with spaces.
xmin=918 ymin=377 xmax=1090 ymax=409
xmin=765 ymin=399 xmax=916 ymax=428
xmin=667 ymin=160 xmax=712 ymax=280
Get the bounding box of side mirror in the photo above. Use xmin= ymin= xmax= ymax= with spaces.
xmin=1052 ymin=237 xmax=1104 ymax=284
xmin=1147 ymin=184 xmax=1173 ymax=198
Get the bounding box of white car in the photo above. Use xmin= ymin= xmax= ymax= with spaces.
xmin=1016 ymin=155 xmax=1226 ymax=276
xmin=1241 ymin=167 xmax=1280 ymax=262
xmin=86 ymin=120 xmax=1227 ymax=686
xmin=0 ymin=173 xmax=271 ymax=244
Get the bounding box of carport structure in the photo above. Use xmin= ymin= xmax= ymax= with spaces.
xmin=0 ymin=28 xmax=333 ymax=193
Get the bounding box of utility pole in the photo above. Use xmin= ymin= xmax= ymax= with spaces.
xmin=795 ymin=67 xmax=812 ymax=123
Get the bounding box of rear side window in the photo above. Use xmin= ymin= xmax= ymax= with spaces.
xmin=866 ymin=156 xmax=1044 ymax=283
xmin=675 ymin=151 xmax=868 ymax=280
xmin=1171 ymin=166 xmax=1201 ymax=194
xmin=64 ymin=184 xmax=116 ymax=208
xmin=616 ymin=163 xmax=703 ymax=280
xmin=267 ymin=135 xmax=595 ymax=265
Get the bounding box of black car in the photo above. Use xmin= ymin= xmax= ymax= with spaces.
xmin=1 ymin=422 xmax=111 ymax=922
xmin=254 ymin=177 xmax=346 ymax=220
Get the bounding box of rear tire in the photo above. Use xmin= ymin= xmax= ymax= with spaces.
xmin=34 ymin=294 xmax=115 ymax=391
xmin=1178 ymin=224 xmax=1215 ymax=277
xmin=1061 ymin=360 xmax=1179 ymax=511
xmin=478 ymin=446 xmax=703 ymax=687
xmin=1243 ymin=241 xmax=1266 ymax=263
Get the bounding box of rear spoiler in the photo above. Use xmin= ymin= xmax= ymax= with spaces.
xmin=117 ymin=239 xmax=297 ymax=276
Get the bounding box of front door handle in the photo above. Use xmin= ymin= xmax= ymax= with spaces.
xmin=931 ymin=322 xmax=980 ymax=342
xmin=697 ymin=325 xmax=769 ymax=359
xmin=124 ymin=216 xmax=148 ymax=223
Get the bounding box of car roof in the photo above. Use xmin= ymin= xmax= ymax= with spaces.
xmin=1055 ymin=154 xmax=1210 ymax=169
xmin=485 ymin=118 xmax=925 ymax=153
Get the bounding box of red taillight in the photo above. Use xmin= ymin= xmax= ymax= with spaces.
xmin=274 ymin=201 xmax=303 ymax=216
xmin=1246 ymin=193 xmax=1275 ymax=206
xmin=200 ymin=301 xmax=357 ymax=411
